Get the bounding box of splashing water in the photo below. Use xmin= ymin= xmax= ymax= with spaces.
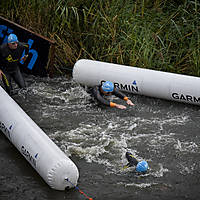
xmin=12 ymin=76 xmax=200 ymax=197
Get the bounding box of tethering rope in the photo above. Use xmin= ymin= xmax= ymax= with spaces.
xmin=65 ymin=178 xmax=93 ymax=200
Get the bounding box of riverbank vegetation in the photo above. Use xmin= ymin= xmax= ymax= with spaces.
xmin=0 ymin=0 xmax=200 ymax=76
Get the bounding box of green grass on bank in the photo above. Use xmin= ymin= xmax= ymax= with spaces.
xmin=0 ymin=0 xmax=200 ymax=76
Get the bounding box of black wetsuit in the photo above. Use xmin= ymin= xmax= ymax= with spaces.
xmin=91 ymin=86 xmax=127 ymax=107
xmin=126 ymin=152 xmax=138 ymax=167
xmin=0 ymin=42 xmax=29 ymax=94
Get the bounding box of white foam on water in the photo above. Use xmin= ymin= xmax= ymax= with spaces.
xmin=124 ymin=182 xmax=158 ymax=188
xmin=174 ymin=140 xmax=199 ymax=153
xmin=20 ymin=77 xmax=200 ymax=189
xmin=49 ymin=96 xmax=189 ymax=173
xmin=151 ymin=163 xmax=169 ymax=178
xmin=178 ymin=162 xmax=198 ymax=175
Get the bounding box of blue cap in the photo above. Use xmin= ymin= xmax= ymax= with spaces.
xmin=136 ymin=161 xmax=149 ymax=173
xmin=7 ymin=34 xmax=18 ymax=43
xmin=101 ymin=81 xmax=114 ymax=92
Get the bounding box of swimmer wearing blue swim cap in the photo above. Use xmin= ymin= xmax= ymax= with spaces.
xmin=124 ymin=152 xmax=149 ymax=173
xmin=89 ymin=81 xmax=134 ymax=109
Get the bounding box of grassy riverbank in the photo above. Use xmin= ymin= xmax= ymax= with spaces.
xmin=0 ymin=0 xmax=200 ymax=76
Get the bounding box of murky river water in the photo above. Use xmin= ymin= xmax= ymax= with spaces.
xmin=1 ymin=75 xmax=200 ymax=200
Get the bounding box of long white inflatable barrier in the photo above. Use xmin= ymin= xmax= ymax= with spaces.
xmin=73 ymin=59 xmax=200 ymax=106
xmin=0 ymin=86 xmax=79 ymax=190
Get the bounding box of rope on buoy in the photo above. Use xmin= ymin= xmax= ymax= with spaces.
xmin=65 ymin=178 xmax=93 ymax=200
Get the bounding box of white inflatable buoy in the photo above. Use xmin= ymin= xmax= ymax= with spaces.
xmin=0 ymin=86 xmax=79 ymax=190
xmin=73 ymin=59 xmax=200 ymax=106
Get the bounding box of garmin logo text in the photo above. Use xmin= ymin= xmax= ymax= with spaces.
xmin=0 ymin=121 xmax=11 ymax=139
xmin=114 ymin=82 xmax=139 ymax=92
xmin=101 ymin=80 xmax=139 ymax=93
xmin=172 ymin=93 xmax=200 ymax=103
xmin=21 ymin=145 xmax=37 ymax=168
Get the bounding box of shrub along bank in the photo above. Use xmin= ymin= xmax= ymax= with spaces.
xmin=0 ymin=0 xmax=199 ymax=76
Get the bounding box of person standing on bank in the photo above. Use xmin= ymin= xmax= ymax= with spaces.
xmin=91 ymin=81 xmax=134 ymax=109
xmin=0 ymin=33 xmax=29 ymax=95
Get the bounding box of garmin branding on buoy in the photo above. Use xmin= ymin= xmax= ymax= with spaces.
xmin=0 ymin=86 xmax=79 ymax=190
xmin=73 ymin=59 xmax=200 ymax=106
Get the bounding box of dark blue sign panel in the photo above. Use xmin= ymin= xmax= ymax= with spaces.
xmin=0 ymin=16 xmax=55 ymax=77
